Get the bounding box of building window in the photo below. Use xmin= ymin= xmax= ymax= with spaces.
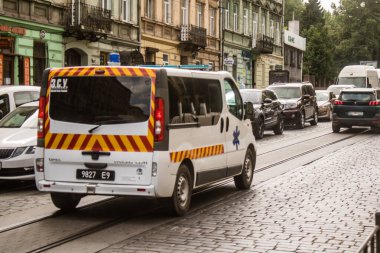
xmin=224 ymin=2 xmax=230 ymax=29
xmin=270 ymin=19 xmax=274 ymax=38
xmin=146 ymin=0 xmax=154 ymax=19
xmin=163 ymin=54 xmax=169 ymax=65
xmin=252 ymin=12 xmax=258 ymax=47
xmin=209 ymin=8 xmax=216 ymax=36
xmin=290 ymin=50 xmax=295 ymax=67
xmin=233 ymin=4 xmax=238 ymax=32
xmin=164 ymin=0 xmax=171 ymax=24
xmin=262 ymin=13 xmax=266 ymax=35
xmin=100 ymin=52 xmax=108 ymax=65
xmin=297 ymin=51 xmax=302 ymax=69
xmin=243 ymin=8 xmax=248 ymax=35
xmin=33 ymin=41 xmax=46 ymax=86
xmin=181 ymin=0 xmax=189 ymax=25
xmin=276 ymin=22 xmax=280 ymax=45
xmin=122 ymin=0 xmax=133 ymax=22
xmin=197 ymin=3 xmax=203 ymax=27
xmin=101 ymin=0 xmax=111 ymax=10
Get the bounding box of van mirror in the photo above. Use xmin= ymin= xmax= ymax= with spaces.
xmin=244 ymin=102 xmax=254 ymax=120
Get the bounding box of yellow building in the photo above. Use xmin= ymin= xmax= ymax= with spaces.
xmin=141 ymin=0 xmax=220 ymax=70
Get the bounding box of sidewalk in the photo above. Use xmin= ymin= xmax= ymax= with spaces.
xmin=100 ymin=135 xmax=380 ymax=253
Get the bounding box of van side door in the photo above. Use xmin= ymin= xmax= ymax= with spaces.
xmin=223 ymin=79 xmax=248 ymax=176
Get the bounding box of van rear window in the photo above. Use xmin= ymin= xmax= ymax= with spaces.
xmin=49 ymin=76 xmax=152 ymax=124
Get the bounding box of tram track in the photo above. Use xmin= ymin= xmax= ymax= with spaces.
xmin=0 ymin=128 xmax=372 ymax=252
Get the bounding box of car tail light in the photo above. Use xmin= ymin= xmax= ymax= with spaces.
xmin=334 ymin=100 xmax=343 ymax=105
xmin=154 ymin=98 xmax=164 ymax=142
xmin=369 ymin=101 xmax=379 ymax=106
xmin=37 ymin=96 xmax=46 ymax=139
xmin=36 ymin=158 xmax=44 ymax=172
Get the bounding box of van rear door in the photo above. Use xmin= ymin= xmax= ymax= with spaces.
xmin=44 ymin=67 xmax=156 ymax=186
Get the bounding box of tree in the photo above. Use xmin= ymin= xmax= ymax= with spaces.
xmin=284 ymin=0 xmax=305 ymax=27
xmin=300 ymin=0 xmax=325 ymax=31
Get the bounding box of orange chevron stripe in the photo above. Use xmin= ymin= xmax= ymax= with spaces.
xmin=169 ymin=144 xmax=225 ymax=163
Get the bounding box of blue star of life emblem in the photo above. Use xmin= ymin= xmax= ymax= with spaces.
xmin=233 ymin=126 xmax=240 ymax=150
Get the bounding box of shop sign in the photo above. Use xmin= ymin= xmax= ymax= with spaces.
xmin=0 ymin=26 xmax=26 ymax=36
xmin=224 ymin=57 xmax=234 ymax=66
xmin=24 ymin=58 xmax=30 ymax=85
xmin=0 ymin=55 xmax=3 ymax=85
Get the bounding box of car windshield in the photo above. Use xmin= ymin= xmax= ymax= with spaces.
xmin=49 ymin=76 xmax=152 ymax=125
xmin=240 ymin=91 xmax=261 ymax=104
xmin=337 ymin=77 xmax=366 ymax=88
xmin=269 ymin=87 xmax=301 ymax=99
xmin=341 ymin=92 xmax=375 ymax=102
xmin=0 ymin=106 xmax=38 ymax=128
xmin=316 ymin=92 xmax=329 ymax=101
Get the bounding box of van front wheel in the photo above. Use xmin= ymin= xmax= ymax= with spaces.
xmin=51 ymin=192 xmax=81 ymax=211
xmin=169 ymin=164 xmax=192 ymax=216
xmin=234 ymin=149 xmax=256 ymax=190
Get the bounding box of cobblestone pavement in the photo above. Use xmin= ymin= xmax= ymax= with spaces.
xmin=100 ymin=134 xmax=379 ymax=253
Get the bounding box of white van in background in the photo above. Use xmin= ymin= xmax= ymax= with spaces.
xmin=337 ymin=65 xmax=379 ymax=88
xmin=376 ymin=69 xmax=380 ymax=85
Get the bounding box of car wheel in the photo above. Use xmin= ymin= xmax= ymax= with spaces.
xmin=234 ymin=149 xmax=256 ymax=190
xmin=51 ymin=192 xmax=82 ymax=211
xmin=168 ymin=164 xmax=192 ymax=216
xmin=254 ymin=117 xmax=264 ymax=139
xmin=296 ymin=111 xmax=305 ymax=129
xmin=332 ymin=124 xmax=340 ymax=133
xmin=273 ymin=118 xmax=284 ymax=135
xmin=310 ymin=109 xmax=318 ymax=126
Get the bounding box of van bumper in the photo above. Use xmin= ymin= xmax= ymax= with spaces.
xmin=36 ymin=180 xmax=156 ymax=197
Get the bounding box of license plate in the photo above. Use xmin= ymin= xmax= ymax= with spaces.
xmin=347 ymin=111 xmax=363 ymax=116
xmin=76 ymin=169 xmax=115 ymax=181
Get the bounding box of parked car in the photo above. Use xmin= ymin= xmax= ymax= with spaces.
xmin=0 ymin=86 xmax=40 ymax=120
xmin=316 ymin=90 xmax=335 ymax=121
xmin=332 ymin=88 xmax=380 ymax=133
xmin=0 ymin=101 xmax=38 ymax=180
xmin=267 ymin=82 xmax=318 ymax=129
xmin=240 ymin=89 xmax=284 ymax=139
xmin=327 ymin=84 xmax=356 ymax=97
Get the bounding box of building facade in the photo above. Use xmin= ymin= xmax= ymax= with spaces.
xmin=284 ymin=21 xmax=305 ymax=82
xmin=221 ymin=0 xmax=284 ymax=89
xmin=140 ymin=0 xmax=220 ymax=70
xmin=0 ymin=0 xmax=65 ymax=85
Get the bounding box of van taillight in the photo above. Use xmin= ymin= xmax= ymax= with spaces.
xmin=369 ymin=101 xmax=379 ymax=106
xmin=154 ymin=98 xmax=164 ymax=142
xmin=38 ymin=96 xmax=46 ymax=139
xmin=334 ymin=100 xmax=343 ymax=105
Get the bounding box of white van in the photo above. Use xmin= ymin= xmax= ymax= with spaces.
xmin=336 ymin=65 xmax=379 ymax=88
xmin=34 ymin=66 xmax=256 ymax=216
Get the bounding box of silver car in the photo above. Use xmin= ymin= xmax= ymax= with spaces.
xmin=0 ymin=101 xmax=38 ymax=180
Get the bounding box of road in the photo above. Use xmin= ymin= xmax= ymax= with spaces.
xmin=0 ymin=121 xmax=378 ymax=253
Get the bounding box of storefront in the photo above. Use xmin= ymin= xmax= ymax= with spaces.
xmin=0 ymin=17 xmax=64 ymax=86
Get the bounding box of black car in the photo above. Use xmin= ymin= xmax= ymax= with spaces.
xmin=267 ymin=82 xmax=318 ymax=129
xmin=240 ymin=89 xmax=284 ymax=139
xmin=332 ymin=88 xmax=380 ymax=132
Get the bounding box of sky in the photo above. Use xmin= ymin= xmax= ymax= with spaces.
xmin=319 ymin=0 xmax=340 ymax=12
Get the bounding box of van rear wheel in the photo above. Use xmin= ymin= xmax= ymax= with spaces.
xmin=234 ymin=149 xmax=256 ymax=190
xmin=51 ymin=192 xmax=81 ymax=211
xmin=168 ymin=164 xmax=192 ymax=216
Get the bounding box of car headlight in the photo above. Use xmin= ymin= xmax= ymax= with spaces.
xmin=11 ymin=147 xmax=27 ymax=158
xmin=285 ymin=103 xmax=297 ymax=109
xmin=26 ymin=146 xmax=36 ymax=154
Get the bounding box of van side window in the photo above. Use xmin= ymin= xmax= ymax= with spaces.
xmin=168 ymin=76 xmax=222 ymax=126
xmin=224 ymin=79 xmax=243 ymax=120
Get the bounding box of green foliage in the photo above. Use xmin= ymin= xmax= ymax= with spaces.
xmin=284 ymin=0 xmax=305 ymax=25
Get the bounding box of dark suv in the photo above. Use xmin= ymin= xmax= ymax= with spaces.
xmin=267 ymin=83 xmax=318 ymax=129
xmin=332 ymin=88 xmax=380 ymax=132
xmin=240 ymin=89 xmax=284 ymax=139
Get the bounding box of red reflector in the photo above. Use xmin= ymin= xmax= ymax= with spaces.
xmin=334 ymin=100 xmax=343 ymax=105
xmin=137 ymin=188 xmax=146 ymax=192
xmin=369 ymin=101 xmax=379 ymax=106
xmin=43 ymin=184 xmax=51 ymax=188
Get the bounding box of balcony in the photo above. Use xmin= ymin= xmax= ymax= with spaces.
xmin=63 ymin=2 xmax=112 ymax=42
xmin=178 ymin=25 xmax=207 ymax=53
xmin=253 ymin=34 xmax=274 ymax=54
